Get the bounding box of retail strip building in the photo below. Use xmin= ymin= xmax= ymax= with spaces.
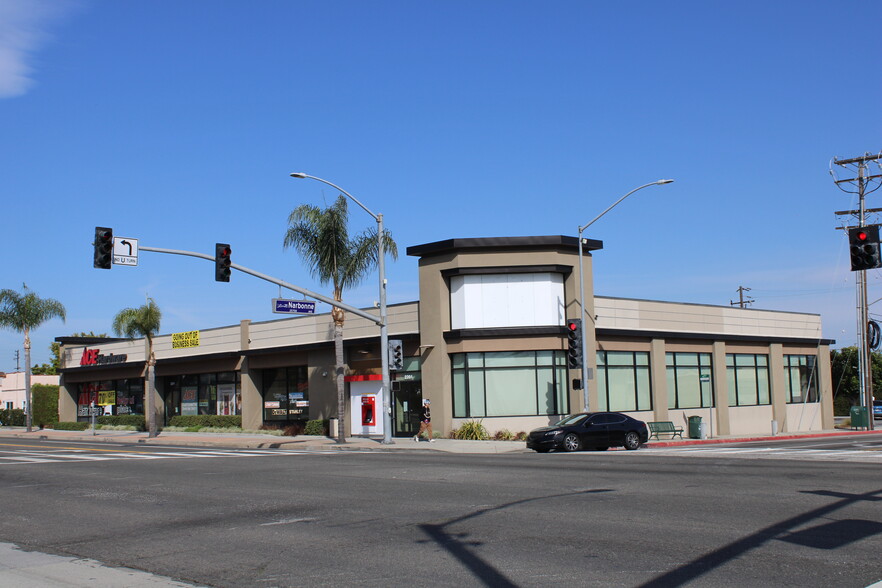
xmin=58 ymin=236 xmax=834 ymax=438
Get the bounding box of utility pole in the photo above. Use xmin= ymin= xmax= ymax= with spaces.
xmin=832 ymin=151 xmax=882 ymax=430
xmin=730 ymin=286 xmax=754 ymax=308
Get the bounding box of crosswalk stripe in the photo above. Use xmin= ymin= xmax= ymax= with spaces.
xmin=0 ymin=448 xmax=360 ymax=465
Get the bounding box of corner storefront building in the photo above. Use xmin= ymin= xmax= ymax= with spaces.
xmin=58 ymin=235 xmax=834 ymax=438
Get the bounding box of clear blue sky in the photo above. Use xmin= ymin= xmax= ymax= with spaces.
xmin=2 ymin=0 xmax=880 ymax=370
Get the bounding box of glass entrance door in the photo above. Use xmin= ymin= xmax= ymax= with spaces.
xmin=393 ymin=381 xmax=422 ymax=437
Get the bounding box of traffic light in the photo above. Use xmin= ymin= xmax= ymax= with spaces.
xmin=389 ymin=339 xmax=403 ymax=371
xmin=849 ymin=226 xmax=882 ymax=271
xmin=93 ymin=227 xmax=113 ymax=269
xmin=566 ymin=318 xmax=583 ymax=369
xmin=215 ymin=243 xmax=232 ymax=282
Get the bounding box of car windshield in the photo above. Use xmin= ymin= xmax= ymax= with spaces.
xmin=555 ymin=414 xmax=589 ymax=426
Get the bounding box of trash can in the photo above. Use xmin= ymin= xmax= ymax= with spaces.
xmin=688 ymin=415 xmax=703 ymax=439
xmin=850 ymin=406 xmax=869 ymax=429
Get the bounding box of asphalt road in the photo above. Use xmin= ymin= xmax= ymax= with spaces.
xmin=0 ymin=438 xmax=880 ymax=587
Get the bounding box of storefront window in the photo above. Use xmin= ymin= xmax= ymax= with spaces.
xmin=451 ymin=351 xmax=567 ymax=418
xmin=596 ymin=351 xmax=652 ymax=412
xmin=726 ymin=354 xmax=770 ymax=406
xmin=163 ymin=372 xmax=241 ymax=420
xmin=784 ymin=355 xmax=818 ymax=403
xmin=77 ymin=380 xmax=144 ymax=420
xmin=666 ymin=352 xmax=713 ymax=409
xmin=261 ymin=366 xmax=309 ymax=421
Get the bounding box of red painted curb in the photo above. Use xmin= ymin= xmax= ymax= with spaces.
xmin=645 ymin=428 xmax=882 ymax=448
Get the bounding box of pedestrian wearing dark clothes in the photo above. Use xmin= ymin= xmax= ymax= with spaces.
xmin=415 ymin=399 xmax=434 ymax=442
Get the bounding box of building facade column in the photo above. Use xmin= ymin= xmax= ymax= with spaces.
xmin=711 ymin=341 xmax=731 ymax=436
xmin=769 ymin=343 xmax=787 ymax=432
xmin=650 ymin=338 xmax=668 ymax=421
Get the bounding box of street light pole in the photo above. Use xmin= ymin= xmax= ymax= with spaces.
xmin=290 ymin=173 xmax=393 ymax=444
xmin=577 ymin=179 xmax=674 ymax=412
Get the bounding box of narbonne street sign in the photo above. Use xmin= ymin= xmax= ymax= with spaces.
xmin=272 ymin=298 xmax=316 ymax=315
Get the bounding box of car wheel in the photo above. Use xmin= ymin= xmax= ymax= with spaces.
xmin=623 ymin=431 xmax=641 ymax=450
xmin=563 ymin=433 xmax=582 ymax=452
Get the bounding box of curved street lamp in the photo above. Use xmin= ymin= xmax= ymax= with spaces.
xmin=577 ymin=179 xmax=674 ymax=411
xmin=290 ymin=173 xmax=392 ymax=444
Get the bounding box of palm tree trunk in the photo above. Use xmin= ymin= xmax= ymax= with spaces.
xmin=24 ymin=329 xmax=32 ymax=432
xmin=146 ymin=338 xmax=157 ymax=438
xmin=147 ymin=360 xmax=157 ymax=438
xmin=334 ymin=320 xmax=345 ymax=444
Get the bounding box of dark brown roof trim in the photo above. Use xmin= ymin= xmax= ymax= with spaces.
xmin=440 ymin=264 xmax=573 ymax=278
xmin=407 ymin=235 xmax=603 ymax=257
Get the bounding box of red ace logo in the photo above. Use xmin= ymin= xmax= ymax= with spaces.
xmin=80 ymin=349 xmax=100 ymax=366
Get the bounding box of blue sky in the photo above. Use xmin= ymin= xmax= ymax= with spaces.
xmin=2 ymin=0 xmax=881 ymax=370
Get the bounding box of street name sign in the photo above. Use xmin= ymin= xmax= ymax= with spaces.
xmin=272 ymin=298 xmax=316 ymax=314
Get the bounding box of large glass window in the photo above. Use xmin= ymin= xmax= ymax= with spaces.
xmin=596 ymin=351 xmax=652 ymax=412
xmin=77 ymin=379 xmax=144 ymax=421
xmin=451 ymin=351 xmax=567 ymax=417
xmin=261 ymin=367 xmax=309 ymax=421
xmin=666 ymin=352 xmax=713 ymax=409
xmin=784 ymin=355 xmax=819 ymax=403
xmin=726 ymin=354 xmax=770 ymax=406
xmin=163 ymin=371 xmax=241 ymax=420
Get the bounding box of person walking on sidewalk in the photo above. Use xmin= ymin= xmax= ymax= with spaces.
xmin=415 ymin=399 xmax=434 ymax=442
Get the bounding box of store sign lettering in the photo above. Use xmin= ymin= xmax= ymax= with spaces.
xmin=80 ymin=349 xmax=128 ymax=366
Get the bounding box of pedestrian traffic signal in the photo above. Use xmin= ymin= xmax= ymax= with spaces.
xmin=389 ymin=339 xmax=403 ymax=371
xmin=566 ymin=318 xmax=583 ymax=369
xmin=215 ymin=243 xmax=232 ymax=282
xmin=93 ymin=227 xmax=113 ymax=269
xmin=849 ymin=226 xmax=882 ymax=271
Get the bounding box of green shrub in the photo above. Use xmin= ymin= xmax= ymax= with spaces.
xmin=304 ymin=419 xmax=329 ymax=436
xmin=493 ymin=429 xmax=515 ymax=441
xmin=31 ymin=384 xmax=59 ymax=428
xmin=0 ymin=408 xmax=26 ymax=426
xmin=455 ymin=420 xmax=489 ymax=440
xmin=168 ymin=415 xmax=242 ymax=429
xmin=833 ymin=395 xmax=854 ymax=416
xmin=53 ymin=421 xmax=90 ymax=431
xmin=98 ymin=415 xmax=146 ymax=431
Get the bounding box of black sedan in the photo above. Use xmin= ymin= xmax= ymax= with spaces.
xmin=526 ymin=412 xmax=649 ymax=452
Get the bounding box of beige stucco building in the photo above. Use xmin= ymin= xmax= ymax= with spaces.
xmin=58 ymin=235 xmax=833 ymax=439
xmin=0 ymin=372 xmax=60 ymax=411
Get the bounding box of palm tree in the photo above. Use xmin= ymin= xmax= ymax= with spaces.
xmin=112 ymin=298 xmax=162 ymax=438
xmin=284 ymin=195 xmax=397 ymax=443
xmin=0 ymin=284 xmax=66 ymax=432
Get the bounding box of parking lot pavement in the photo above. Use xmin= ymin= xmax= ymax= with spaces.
xmin=0 ymin=426 xmax=878 ymax=453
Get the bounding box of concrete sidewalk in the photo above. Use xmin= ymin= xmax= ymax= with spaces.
xmin=0 ymin=425 xmax=879 ymax=453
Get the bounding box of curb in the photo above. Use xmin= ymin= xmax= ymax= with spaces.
xmin=645 ymin=428 xmax=882 ymax=448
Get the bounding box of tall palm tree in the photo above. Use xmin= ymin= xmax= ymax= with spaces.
xmin=112 ymin=298 xmax=162 ymax=438
xmin=284 ymin=195 xmax=397 ymax=443
xmin=0 ymin=284 xmax=66 ymax=432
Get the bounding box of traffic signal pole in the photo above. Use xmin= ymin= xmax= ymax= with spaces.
xmin=833 ymin=152 xmax=882 ymax=430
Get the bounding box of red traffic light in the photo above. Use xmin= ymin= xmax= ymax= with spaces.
xmin=857 ymin=231 xmax=869 ymax=242
xmin=568 ymin=321 xmax=578 ymax=331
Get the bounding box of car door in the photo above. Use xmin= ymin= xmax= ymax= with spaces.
xmin=579 ymin=414 xmax=610 ymax=447
xmin=602 ymin=413 xmax=628 ymax=446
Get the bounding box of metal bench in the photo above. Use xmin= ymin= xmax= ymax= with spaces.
xmin=648 ymin=421 xmax=684 ymax=440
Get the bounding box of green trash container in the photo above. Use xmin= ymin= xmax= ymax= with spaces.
xmin=688 ymin=415 xmax=703 ymax=439
xmin=850 ymin=406 xmax=869 ymax=429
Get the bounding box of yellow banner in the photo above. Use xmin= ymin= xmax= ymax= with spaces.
xmin=172 ymin=330 xmax=200 ymax=349
xmin=98 ymin=390 xmax=116 ymax=406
